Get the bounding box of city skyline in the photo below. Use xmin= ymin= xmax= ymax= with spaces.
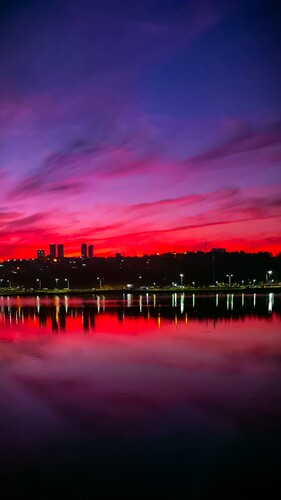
xmin=1 ymin=0 xmax=280 ymax=260
xmin=2 ymin=241 xmax=280 ymax=262
xmin=35 ymin=242 xmax=95 ymax=260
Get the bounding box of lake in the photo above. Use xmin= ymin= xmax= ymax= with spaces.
xmin=0 ymin=293 xmax=280 ymax=498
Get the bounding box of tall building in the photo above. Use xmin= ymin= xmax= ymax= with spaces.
xmin=81 ymin=243 xmax=87 ymax=259
xmin=88 ymin=244 xmax=94 ymax=258
xmin=50 ymin=244 xmax=56 ymax=258
xmin=37 ymin=249 xmax=45 ymax=260
xmin=58 ymin=244 xmax=64 ymax=259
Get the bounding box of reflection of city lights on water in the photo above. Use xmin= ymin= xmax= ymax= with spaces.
xmin=0 ymin=293 xmax=278 ymax=332
xmin=180 ymin=294 xmax=184 ymax=314
xmin=268 ymin=293 xmax=274 ymax=313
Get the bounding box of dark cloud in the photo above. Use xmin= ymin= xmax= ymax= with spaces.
xmin=131 ymin=189 xmax=240 ymax=212
xmin=216 ymin=190 xmax=281 ymax=221
xmin=4 ymin=212 xmax=51 ymax=229
xmin=8 ymin=139 xmax=160 ymax=199
xmin=188 ymin=121 xmax=281 ymax=164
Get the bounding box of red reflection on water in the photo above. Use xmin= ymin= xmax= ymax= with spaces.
xmin=0 ymin=295 xmax=280 ymax=445
xmin=0 ymin=295 xmax=280 ymax=500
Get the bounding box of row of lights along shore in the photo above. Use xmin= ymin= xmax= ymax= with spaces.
xmin=0 ymin=271 xmax=275 ymax=291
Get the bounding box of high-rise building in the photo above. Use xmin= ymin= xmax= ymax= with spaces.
xmin=50 ymin=244 xmax=56 ymax=258
xmin=81 ymin=243 xmax=87 ymax=259
xmin=88 ymin=244 xmax=94 ymax=258
xmin=58 ymin=244 xmax=64 ymax=259
xmin=37 ymin=249 xmax=45 ymax=260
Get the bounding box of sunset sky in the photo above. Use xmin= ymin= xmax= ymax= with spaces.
xmin=1 ymin=0 xmax=280 ymax=259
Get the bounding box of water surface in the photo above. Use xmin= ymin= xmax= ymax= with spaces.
xmin=0 ymin=293 xmax=280 ymax=498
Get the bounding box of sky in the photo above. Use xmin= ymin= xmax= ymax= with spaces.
xmin=0 ymin=0 xmax=280 ymax=259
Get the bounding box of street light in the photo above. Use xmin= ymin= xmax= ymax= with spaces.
xmin=7 ymin=280 xmax=11 ymax=288
xmin=226 ymin=274 xmax=233 ymax=286
xmin=179 ymin=274 xmax=184 ymax=287
xmin=0 ymin=279 xmax=3 ymax=288
xmin=55 ymin=278 xmax=59 ymax=289
xmin=266 ymin=270 xmax=272 ymax=285
xmin=192 ymin=281 xmax=195 ymax=287
xmin=36 ymin=278 xmax=41 ymax=290
xmin=97 ymin=277 xmax=102 ymax=288
xmin=65 ymin=278 xmax=69 ymax=289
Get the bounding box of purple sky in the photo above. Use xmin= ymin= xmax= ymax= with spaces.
xmin=0 ymin=0 xmax=280 ymax=258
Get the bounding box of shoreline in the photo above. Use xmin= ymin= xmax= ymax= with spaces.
xmin=0 ymin=286 xmax=280 ymax=297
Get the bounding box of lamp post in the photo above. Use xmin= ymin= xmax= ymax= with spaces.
xmin=0 ymin=279 xmax=3 ymax=288
xmin=65 ymin=278 xmax=69 ymax=290
xmin=179 ymin=274 xmax=184 ymax=287
xmin=36 ymin=278 xmax=41 ymax=290
xmin=55 ymin=278 xmax=59 ymax=289
xmin=97 ymin=277 xmax=102 ymax=289
xmin=266 ymin=270 xmax=272 ymax=285
xmin=7 ymin=280 xmax=11 ymax=288
xmin=226 ymin=274 xmax=233 ymax=286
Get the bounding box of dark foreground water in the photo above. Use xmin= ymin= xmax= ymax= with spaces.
xmin=0 ymin=293 xmax=280 ymax=499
